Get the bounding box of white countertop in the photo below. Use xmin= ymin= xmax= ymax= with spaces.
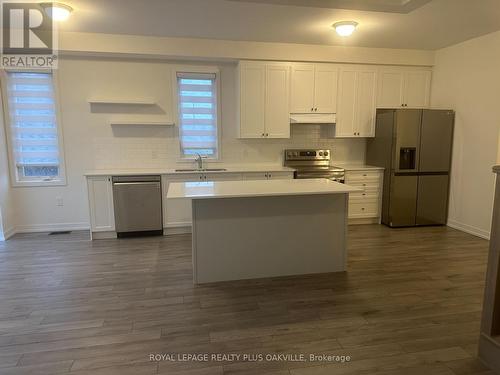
xmin=167 ymin=178 xmax=362 ymax=200
xmin=333 ymin=163 xmax=384 ymax=171
xmin=84 ymin=164 xmax=295 ymax=176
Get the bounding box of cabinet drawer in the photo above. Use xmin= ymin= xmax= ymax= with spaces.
xmin=348 ymin=200 xmax=379 ymax=218
xmin=346 ymin=180 xmax=380 ymax=191
xmin=349 ymin=191 xmax=379 ymax=200
xmin=345 ymin=170 xmax=381 ymax=181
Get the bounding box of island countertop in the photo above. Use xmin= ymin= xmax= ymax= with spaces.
xmin=167 ymin=178 xmax=362 ymax=200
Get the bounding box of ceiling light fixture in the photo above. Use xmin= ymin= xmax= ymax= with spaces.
xmin=40 ymin=2 xmax=73 ymax=21
xmin=332 ymin=21 xmax=358 ymax=37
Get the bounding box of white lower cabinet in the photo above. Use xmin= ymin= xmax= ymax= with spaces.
xmin=345 ymin=169 xmax=383 ymax=222
xmin=87 ymin=176 xmax=115 ymax=233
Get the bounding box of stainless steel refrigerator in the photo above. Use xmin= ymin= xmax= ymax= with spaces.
xmin=366 ymin=109 xmax=454 ymax=227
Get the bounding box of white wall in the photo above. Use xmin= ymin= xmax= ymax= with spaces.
xmin=10 ymin=57 xmax=366 ymax=232
xmin=60 ymin=31 xmax=435 ymax=67
xmin=431 ymin=30 xmax=500 ymax=239
xmin=0 ymin=93 xmax=16 ymax=239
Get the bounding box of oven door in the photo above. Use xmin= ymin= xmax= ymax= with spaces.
xmin=294 ymin=170 xmax=344 ymax=183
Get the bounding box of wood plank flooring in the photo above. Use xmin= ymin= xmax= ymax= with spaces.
xmin=0 ymin=225 xmax=492 ymax=374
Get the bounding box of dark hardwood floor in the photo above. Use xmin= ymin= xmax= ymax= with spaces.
xmin=0 ymin=225 xmax=492 ymax=374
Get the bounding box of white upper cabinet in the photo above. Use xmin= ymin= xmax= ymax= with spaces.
xmin=290 ymin=63 xmax=338 ymax=114
xmin=377 ymin=69 xmax=405 ymax=108
xmin=377 ymin=67 xmax=431 ymax=108
xmin=357 ymin=71 xmax=378 ymax=137
xmin=290 ymin=64 xmax=315 ymax=113
xmin=266 ymin=64 xmax=291 ymax=138
xmin=404 ymin=70 xmax=432 ymax=108
xmin=336 ymin=66 xmax=377 ymax=138
xmin=238 ymin=61 xmax=290 ymax=139
xmin=239 ymin=62 xmax=266 ymax=138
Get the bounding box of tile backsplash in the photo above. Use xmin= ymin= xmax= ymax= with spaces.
xmin=92 ymin=124 xmax=366 ymax=169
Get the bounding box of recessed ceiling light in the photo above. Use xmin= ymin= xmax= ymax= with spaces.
xmin=40 ymin=2 xmax=73 ymax=21
xmin=332 ymin=21 xmax=358 ymax=37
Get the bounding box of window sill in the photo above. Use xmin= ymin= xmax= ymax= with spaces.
xmin=12 ymin=179 xmax=67 ymax=188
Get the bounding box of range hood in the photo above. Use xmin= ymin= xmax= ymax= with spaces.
xmin=290 ymin=113 xmax=336 ymax=124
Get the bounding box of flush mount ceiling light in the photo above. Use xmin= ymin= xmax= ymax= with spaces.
xmin=40 ymin=2 xmax=73 ymax=21
xmin=332 ymin=21 xmax=358 ymax=37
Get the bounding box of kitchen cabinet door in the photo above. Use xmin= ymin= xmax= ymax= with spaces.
xmin=357 ymin=70 xmax=377 ymax=137
xmin=87 ymin=176 xmax=115 ymax=232
xmin=314 ymin=64 xmax=338 ymax=113
xmin=377 ymin=68 xmax=431 ymax=109
xmin=239 ymin=62 xmax=266 ymax=138
xmin=405 ymin=70 xmax=431 ymax=108
xmin=336 ymin=69 xmax=358 ymax=137
xmin=290 ymin=64 xmax=315 ymax=113
xmin=377 ymin=69 xmax=405 ymax=108
xmin=265 ymin=64 xmax=290 ymax=138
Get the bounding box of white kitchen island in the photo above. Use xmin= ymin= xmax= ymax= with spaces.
xmin=167 ymin=179 xmax=361 ymax=284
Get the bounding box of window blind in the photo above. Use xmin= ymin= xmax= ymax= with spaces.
xmin=177 ymin=72 xmax=218 ymax=157
xmin=5 ymin=71 xmax=61 ymax=179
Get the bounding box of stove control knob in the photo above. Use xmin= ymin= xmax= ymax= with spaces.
xmin=319 ymin=152 xmax=323 ymax=156
xmin=324 ymin=151 xmax=329 ymax=157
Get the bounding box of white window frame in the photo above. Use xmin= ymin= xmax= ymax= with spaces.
xmin=0 ymin=69 xmax=67 ymax=187
xmin=172 ymin=65 xmax=222 ymax=161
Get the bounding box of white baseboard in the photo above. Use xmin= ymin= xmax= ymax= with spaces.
xmin=164 ymin=226 xmax=192 ymax=235
xmin=2 ymin=226 xmax=16 ymax=240
xmin=13 ymin=222 xmax=90 ymax=235
xmin=447 ymin=219 xmax=490 ymax=240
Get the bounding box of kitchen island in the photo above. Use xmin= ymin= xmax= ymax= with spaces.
xmin=167 ymin=179 xmax=361 ymax=284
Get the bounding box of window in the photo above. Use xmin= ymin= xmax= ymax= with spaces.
xmin=176 ymin=72 xmax=219 ymax=158
xmin=2 ymin=71 xmax=65 ymax=185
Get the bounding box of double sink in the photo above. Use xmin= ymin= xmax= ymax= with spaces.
xmin=174 ymin=168 xmax=227 ymax=172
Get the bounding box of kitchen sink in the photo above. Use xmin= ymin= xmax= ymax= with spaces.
xmin=174 ymin=168 xmax=227 ymax=172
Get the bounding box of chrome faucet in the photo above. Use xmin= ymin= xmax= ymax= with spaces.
xmin=195 ymin=153 xmax=206 ymax=170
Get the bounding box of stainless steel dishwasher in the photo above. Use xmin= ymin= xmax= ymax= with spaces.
xmin=112 ymin=175 xmax=163 ymax=237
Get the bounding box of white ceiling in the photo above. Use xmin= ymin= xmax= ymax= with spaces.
xmin=60 ymin=0 xmax=500 ymax=50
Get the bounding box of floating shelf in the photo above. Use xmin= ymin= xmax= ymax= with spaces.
xmin=88 ymin=99 xmax=157 ymax=105
xmin=109 ymin=120 xmax=174 ymax=126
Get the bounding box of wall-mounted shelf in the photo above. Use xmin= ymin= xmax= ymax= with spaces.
xmin=88 ymin=99 xmax=157 ymax=105
xmin=109 ymin=121 xmax=174 ymax=126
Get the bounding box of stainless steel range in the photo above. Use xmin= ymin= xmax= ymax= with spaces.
xmin=284 ymin=149 xmax=345 ymax=183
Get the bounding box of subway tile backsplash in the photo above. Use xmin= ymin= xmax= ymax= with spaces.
xmin=92 ymin=124 xmax=365 ymax=169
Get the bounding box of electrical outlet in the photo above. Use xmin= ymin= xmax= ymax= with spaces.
xmin=56 ymin=197 xmax=64 ymax=207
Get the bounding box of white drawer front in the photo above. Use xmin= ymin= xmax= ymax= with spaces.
xmin=348 ymin=200 xmax=379 ymax=218
xmin=349 ymin=191 xmax=380 ymax=200
xmin=345 ymin=170 xmax=382 ymax=184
